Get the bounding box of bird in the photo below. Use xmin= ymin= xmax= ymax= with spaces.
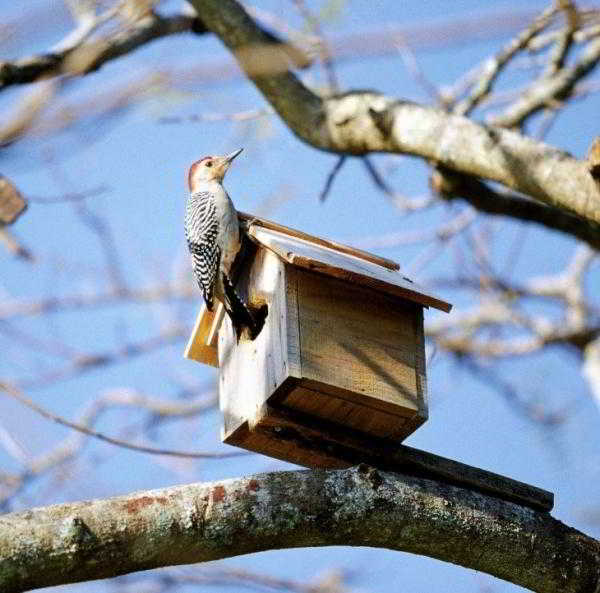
xmin=185 ymin=148 xmax=264 ymax=340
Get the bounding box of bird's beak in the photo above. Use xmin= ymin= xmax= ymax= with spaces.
xmin=215 ymin=148 xmax=243 ymax=180
xmin=224 ymin=148 xmax=243 ymax=164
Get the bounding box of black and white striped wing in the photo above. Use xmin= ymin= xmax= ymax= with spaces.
xmin=185 ymin=191 xmax=220 ymax=311
xmin=188 ymin=240 xmax=220 ymax=310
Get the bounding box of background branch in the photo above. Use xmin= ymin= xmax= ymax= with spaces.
xmin=190 ymin=0 xmax=600 ymax=229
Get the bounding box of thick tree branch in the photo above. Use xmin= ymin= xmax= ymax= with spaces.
xmin=190 ymin=0 xmax=600 ymax=229
xmin=0 ymin=467 xmax=598 ymax=593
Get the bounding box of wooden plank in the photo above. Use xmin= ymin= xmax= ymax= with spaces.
xmin=285 ymin=266 xmax=302 ymax=379
xmin=248 ymin=225 xmax=452 ymax=313
xmin=235 ymin=403 xmax=554 ymax=512
xmin=183 ymin=303 xmax=218 ymax=367
xmin=282 ymin=384 xmax=411 ymax=440
xmin=238 ymin=211 xmax=400 ymax=272
xmin=206 ymin=303 xmax=224 ymax=347
xmin=413 ymin=306 xmax=428 ymax=423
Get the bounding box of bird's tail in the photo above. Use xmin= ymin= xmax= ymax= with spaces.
xmin=222 ymin=274 xmax=267 ymax=341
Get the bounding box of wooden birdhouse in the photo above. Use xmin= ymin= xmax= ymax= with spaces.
xmin=185 ymin=213 xmax=452 ymax=469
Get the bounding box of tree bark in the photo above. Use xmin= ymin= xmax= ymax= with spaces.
xmin=190 ymin=0 xmax=600 ymax=229
xmin=0 ymin=467 xmax=598 ymax=593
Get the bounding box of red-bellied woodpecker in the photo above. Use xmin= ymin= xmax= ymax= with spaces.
xmin=185 ymin=148 xmax=263 ymax=339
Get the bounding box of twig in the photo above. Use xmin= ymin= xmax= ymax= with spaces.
xmin=491 ymin=35 xmax=600 ymax=127
xmin=362 ymin=156 xmax=436 ymax=212
xmin=0 ymin=229 xmax=33 ymax=261
xmin=73 ymin=201 xmax=128 ymax=291
xmin=16 ymin=326 xmax=188 ymax=390
xmin=0 ymin=285 xmax=196 ymax=321
xmin=454 ymin=5 xmax=558 ymax=115
xmin=27 ymin=185 xmax=109 ymax=204
xmin=159 ymin=108 xmax=270 ymax=124
xmin=0 ymin=383 xmax=245 ymax=459
xmin=0 ymin=12 xmax=201 ymax=93
xmin=461 ymin=357 xmax=570 ymax=426
xmin=291 ymin=0 xmax=339 ymax=93
xmin=319 ymin=156 xmax=346 ymax=202
xmin=543 ymin=0 xmax=579 ymax=78
xmin=395 ymin=41 xmax=446 ymax=106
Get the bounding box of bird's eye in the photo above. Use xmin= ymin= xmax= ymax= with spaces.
xmin=206 ymin=161 xmax=213 ymax=168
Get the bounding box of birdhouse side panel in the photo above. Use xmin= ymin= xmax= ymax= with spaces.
xmin=293 ymin=269 xmax=425 ymax=416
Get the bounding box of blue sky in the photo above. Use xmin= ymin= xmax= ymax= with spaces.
xmin=1 ymin=1 xmax=599 ymax=592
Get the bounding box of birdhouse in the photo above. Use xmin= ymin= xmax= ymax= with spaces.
xmin=185 ymin=213 xmax=452 ymax=469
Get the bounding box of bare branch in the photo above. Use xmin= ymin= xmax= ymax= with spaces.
xmin=542 ymin=0 xmax=579 ymax=78
xmin=0 ymin=229 xmax=33 ymax=261
xmin=22 ymin=331 xmax=186 ymax=389
xmin=1 ymin=386 xmax=220 ymax=506
xmin=189 ymin=0 xmax=600 ymax=230
xmin=319 ymin=156 xmax=346 ymax=202
xmin=454 ymin=4 xmax=558 ymax=115
xmin=462 ymin=357 xmax=570 ymax=425
xmin=159 ymin=108 xmax=271 ymax=124
xmin=0 ymin=12 xmax=203 ymax=92
xmin=360 ymin=156 xmax=436 ymax=213
xmin=431 ymin=167 xmax=600 ymax=250
xmin=291 ymin=0 xmax=339 ymax=92
xmin=0 ymin=383 xmax=241 ymax=460
xmin=0 ymin=285 xmax=196 ymax=321
xmin=135 ymin=566 xmax=350 ymax=593
xmin=490 ymin=35 xmax=600 ymax=127
xmin=26 ymin=184 xmax=109 ymax=204
xmin=427 ymin=244 xmax=599 ymax=359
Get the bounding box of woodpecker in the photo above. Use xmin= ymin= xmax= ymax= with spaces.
xmin=185 ymin=148 xmax=263 ymax=339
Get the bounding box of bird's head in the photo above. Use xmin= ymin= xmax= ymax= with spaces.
xmin=188 ymin=148 xmax=243 ymax=191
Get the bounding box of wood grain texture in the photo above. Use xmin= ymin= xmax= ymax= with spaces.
xmin=238 ymin=211 xmax=400 ymax=271
xmin=290 ymin=269 xmax=426 ymax=420
xmin=247 ymin=225 xmax=452 ymax=312
xmin=183 ymin=303 xmax=218 ymax=367
xmin=219 ymin=247 xmax=299 ymax=439
xmin=282 ymin=384 xmax=410 ymax=440
xmin=206 ymin=303 xmax=224 ymax=346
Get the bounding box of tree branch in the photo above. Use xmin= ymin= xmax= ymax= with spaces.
xmin=0 ymin=466 xmax=598 ymax=593
xmin=491 ymin=36 xmax=600 ymax=128
xmin=431 ymin=167 xmax=600 ymax=250
xmin=189 ymin=0 xmax=600 ymax=228
xmin=0 ymin=12 xmax=203 ymax=91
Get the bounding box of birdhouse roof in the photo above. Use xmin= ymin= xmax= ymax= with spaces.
xmin=239 ymin=213 xmax=451 ymax=313
xmin=184 ymin=213 xmax=451 ymax=367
